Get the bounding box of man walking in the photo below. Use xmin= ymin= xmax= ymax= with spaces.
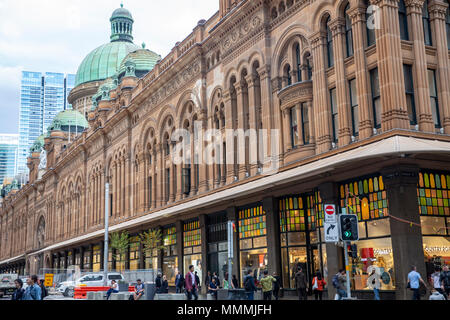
xmin=407 ymin=265 xmax=427 ymax=300
xmin=294 ymin=267 xmax=308 ymax=300
xmin=440 ymin=265 xmax=450 ymax=299
xmin=260 ymin=270 xmax=276 ymax=300
xmin=185 ymin=265 xmax=199 ymax=300
xmin=175 ymin=271 xmax=184 ymax=293
xmin=333 ymin=269 xmax=347 ymax=300
xmin=243 ymin=269 xmax=257 ymax=300
xmin=23 ymin=275 xmax=41 ymax=300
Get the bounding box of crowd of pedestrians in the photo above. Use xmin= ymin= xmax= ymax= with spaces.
xmin=11 ymin=275 xmax=48 ymax=300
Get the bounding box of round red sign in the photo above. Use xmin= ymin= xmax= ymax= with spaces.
xmin=325 ymin=205 xmax=335 ymax=215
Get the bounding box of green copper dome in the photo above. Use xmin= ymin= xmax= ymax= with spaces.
xmin=30 ymin=134 xmax=45 ymax=153
xmin=48 ymin=109 xmax=89 ymax=132
xmin=75 ymin=41 xmax=141 ymax=87
xmin=118 ymin=48 xmax=161 ymax=76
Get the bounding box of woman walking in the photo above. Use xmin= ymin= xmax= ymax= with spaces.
xmin=311 ymin=271 xmax=326 ymax=301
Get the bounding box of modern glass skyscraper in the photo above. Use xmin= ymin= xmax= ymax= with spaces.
xmin=0 ymin=134 xmax=19 ymax=185
xmin=17 ymin=71 xmax=75 ymax=176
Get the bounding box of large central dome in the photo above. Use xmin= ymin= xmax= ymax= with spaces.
xmin=74 ymin=4 xmax=141 ymax=87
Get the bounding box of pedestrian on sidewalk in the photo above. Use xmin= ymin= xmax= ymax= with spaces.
xmin=194 ymin=271 xmax=201 ymax=290
xmin=155 ymin=273 xmax=162 ymax=294
xmin=205 ymin=271 xmax=211 ymax=289
xmin=429 ymin=288 xmax=445 ymax=300
xmin=223 ymin=273 xmax=230 ymax=289
xmin=161 ymin=275 xmax=169 ymax=293
xmin=185 ymin=265 xmax=199 ymax=300
xmin=213 ymin=272 xmax=221 ymax=288
xmin=106 ymin=280 xmax=118 ymax=300
xmin=431 ymin=267 xmax=445 ymax=297
xmin=260 ymin=270 xmax=276 ymax=301
xmin=440 ymin=265 xmax=450 ymax=299
xmin=11 ymin=278 xmax=25 ymax=301
xmin=333 ymin=269 xmax=347 ymax=300
xmin=39 ymin=279 xmax=48 ymax=300
xmin=272 ymin=272 xmax=282 ymax=300
xmin=243 ymin=269 xmax=257 ymax=300
xmin=23 ymin=275 xmax=41 ymax=301
xmin=208 ymin=277 xmax=219 ymax=300
xmin=294 ymin=267 xmax=308 ymax=301
xmin=175 ymin=271 xmax=184 ymax=293
xmin=407 ymin=265 xmax=427 ymax=300
xmin=312 ymin=271 xmax=326 ymax=301
xmin=232 ymin=275 xmax=239 ymax=289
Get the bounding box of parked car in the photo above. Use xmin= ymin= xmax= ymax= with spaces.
xmin=0 ymin=274 xmax=18 ymax=297
xmin=56 ymin=273 xmax=124 ymax=297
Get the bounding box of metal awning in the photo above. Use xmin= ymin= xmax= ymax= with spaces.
xmin=2 ymin=135 xmax=449 ymax=262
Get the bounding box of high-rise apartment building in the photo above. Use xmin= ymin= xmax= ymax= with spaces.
xmin=17 ymin=71 xmax=75 ymax=176
xmin=0 ymin=134 xmax=18 ymax=185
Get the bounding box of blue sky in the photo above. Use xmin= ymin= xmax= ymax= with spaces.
xmin=0 ymin=0 xmax=218 ymax=134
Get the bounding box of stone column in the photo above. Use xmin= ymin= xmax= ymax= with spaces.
xmin=318 ymin=182 xmax=344 ymax=299
xmin=223 ymin=90 xmax=236 ymax=184
xmin=176 ymin=160 xmax=183 ymax=201
xmin=306 ymin=100 xmax=316 ymax=145
xmin=151 ymin=150 xmax=157 ymax=208
xmin=429 ymin=0 xmax=450 ymax=132
xmin=282 ymin=108 xmax=292 ymax=152
xmin=257 ymin=66 xmax=274 ymax=169
xmin=198 ymin=112 xmax=209 ymax=193
xmin=263 ymin=197 xmax=281 ymax=276
xmin=125 ymin=156 xmax=131 ymax=217
xmin=348 ymin=4 xmax=374 ymax=139
xmin=227 ymin=207 xmax=240 ymax=284
xmin=245 ymin=73 xmax=259 ymax=176
xmin=370 ymin=0 xmax=410 ymax=131
xmin=310 ymin=31 xmax=333 ymax=153
xmin=234 ymin=81 xmax=247 ymax=181
xmin=296 ymin=104 xmax=304 ymax=146
xmin=330 ymin=17 xmax=352 ymax=146
xmin=405 ymin=0 xmax=435 ymax=131
xmin=138 ymin=155 xmax=145 ymax=212
xmin=381 ymin=165 xmax=426 ymax=300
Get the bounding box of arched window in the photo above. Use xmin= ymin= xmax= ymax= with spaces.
xmin=345 ymin=3 xmax=354 ymax=57
xmin=366 ymin=0 xmax=376 ymax=47
xmin=326 ymin=16 xmax=334 ymax=68
xmin=295 ymin=43 xmax=302 ymax=82
xmin=422 ymin=0 xmax=432 ymax=46
xmin=398 ymin=0 xmax=409 ymax=41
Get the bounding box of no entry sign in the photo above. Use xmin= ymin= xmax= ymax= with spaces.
xmin=324 ymin=204 xmax=336 ymax=223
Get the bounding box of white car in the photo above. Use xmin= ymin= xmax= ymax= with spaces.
xmin=56 ymin=273 xmax=124 ymax=297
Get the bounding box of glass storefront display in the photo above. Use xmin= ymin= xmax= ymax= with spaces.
xmin=115 ymin=253 xmax=126 ymax=272
xmin=207 ymin=212 xmax=228 ymax=283
xmin=349 ymin=237 xmax=395 ymax=290
xmin=183 ymin=220 xmax=202 ymax=282
xmin=423 ymin=236 xmax=450 ymax=280
xmin=83 ymin=250 xmax=91 ymax=270
xmin=279 ymin=194 xmax=323 ymax=289
xmin=67 ymin=251 xmax=73 ymax=266
xmin=238 ymin=204 xmax=267 ymax=286
xmin=92 ymin=246 xmax=101 ymax=272
xmin=163 ymin=226 xmax=178 ymax=285
xmin=418 ymin=172 xmax=450 ymax=216
xmin=145 ymin=249 xmax=159 ymax=271
xmin=129 ymin=237 xmax=140 ymax=270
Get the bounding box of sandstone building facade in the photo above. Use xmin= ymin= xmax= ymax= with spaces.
xmin=1 ymin=0 xmax=450 ymax=300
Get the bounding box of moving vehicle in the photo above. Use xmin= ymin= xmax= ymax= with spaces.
xmin=0 ymin=274 xmax=18 ymax=297
xmin=56 ymin=273 xmax=124 ymax=297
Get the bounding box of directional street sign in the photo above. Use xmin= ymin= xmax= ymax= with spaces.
xmin=324 ymin=204 xmax=337 ymax=223
xmin=324 ymin=221 xmax=339 ymax=243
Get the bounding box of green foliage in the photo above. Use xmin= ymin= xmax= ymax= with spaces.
xmin=139 ymin=228 xmax=164 ymax=252
xmin=109 ymin=231 xmax=129 ymax=262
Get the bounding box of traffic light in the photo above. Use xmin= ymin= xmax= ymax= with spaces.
xmin=347 ymin=244 xmax=358 ymax=259
xmin=339 ymin=214 xmax=359 ymax=241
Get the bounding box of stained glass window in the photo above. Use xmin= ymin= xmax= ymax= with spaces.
xmin=163 ymin=226 xmax=177 ymax=246
xmin=279 ymin=193 xmax=323 ymax=233
xmin=184 ymin=220 xmax=201 ymax=247
xmin=418 ymin=172 xmax=450 ymax=216
xmin=238 ymin=205 xmax=266 ymax=239
xmin=340 ymin=175 xmax=389 ymax=221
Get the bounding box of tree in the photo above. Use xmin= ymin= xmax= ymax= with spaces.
xmin=110 ymin=231 xmax=129 ymax=272
xmin=139 ymin=228 xmax=164 ymax=269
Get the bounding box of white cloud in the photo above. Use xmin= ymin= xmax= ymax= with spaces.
xmin=0 ymin=0 xmax=219 ymax=134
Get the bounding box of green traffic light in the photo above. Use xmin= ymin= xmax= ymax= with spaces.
xmin=344 ymin=231 xmax=352 ymax=238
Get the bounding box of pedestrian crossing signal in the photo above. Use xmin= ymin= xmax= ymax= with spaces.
xmin=339 ymin=214 xmax=359 ymax=241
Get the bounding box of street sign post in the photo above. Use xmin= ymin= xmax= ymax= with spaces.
xmin=324 ymin=204 xmax=337 ymax=223
xmin=324 ymin=221 xmax=339 ymax=243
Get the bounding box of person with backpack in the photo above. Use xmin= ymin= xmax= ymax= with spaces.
xmin=11 ymin=279 xmax=25 ymax=300
xmin=175 ymin=271 xmax=184 ymax=293
xmin=333 ymin=269 xmax=347 ymax=300
xmin=311 ymin=271 xmax=326 ymax=300
xmin=440 ymin=265 xmax=450 ymax=299
xmin=23 ymin=275 xmax=41 ymax=300
xmin=294 ymin=267 xmax=308 ymax=300
xmin=243 ymin=269 xmax=257 ymax=300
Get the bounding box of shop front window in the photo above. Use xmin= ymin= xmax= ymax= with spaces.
xmin=238 ymin=204 xmax=267 ymax=286
xmin=183 ymin=220 xmax=202 ymax=283
xmin=418 ymin=172 xmax=450 ymax=216
xmin=423 ymin=236 xmax=450 ymax=280
xmin=129 ymin=237 xmax=140 ymax=271
xmin=145 ymin=249 xmax=159 ymax=271
xmin=207 ymin=212 xmax=228 ymax=282
xmin=163 ymin=226 xmax=178 ymax=285
xmin=92 ymin=246 xmax=101 ymax=272
xmin=83 ymin=251 xmax=91 ymax=270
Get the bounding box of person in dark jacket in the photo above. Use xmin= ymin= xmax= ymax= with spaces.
xmin=155 ymin=273 xmax=162 ymax=293
xmin=194 ymin=271 xmax=201 ymax=289
xmin=205 ymin=271 xmax=211 ymax=288
xmin=38 ymin=279 xmax=48 ymax=300
xmin=11 ymin=279 xmax=25 ymax=301
xmin=272 ymin=272 xmax=282 ymax=300
xmin=160 ymin=275 xmax=169 ymax=293
xmin=175 ymin=272 xmax=184 ymax=293
xmin=294 ymin=267 xmax=308 ymax=300
xmin=213 ymin=272 xmax=220 ymax=288
xmin=232 ymin=275 xmax=239 ymax=289
xmin=208 ymin=277 xmax=219 ymax=300
xmin=243 ymin=269 xmax=257 ymax=300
